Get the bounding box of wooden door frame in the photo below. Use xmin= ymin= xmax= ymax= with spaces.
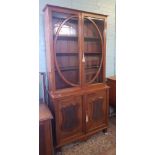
xmin=81 ymin=13 xmax=107 ymax=86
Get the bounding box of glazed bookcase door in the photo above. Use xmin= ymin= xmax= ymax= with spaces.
xmin=56 ymin=96 xmax=84 ymax=144
xmin=86 ymin=90 xmax=107 ymax=132
xmin=82 ymin=15 xmax=105 ymax=85
xmin=52 ymin=11 xmax=80 ymax=90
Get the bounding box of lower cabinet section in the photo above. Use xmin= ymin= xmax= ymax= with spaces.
xmin=52 ymin=87 xmax=109 ymax=148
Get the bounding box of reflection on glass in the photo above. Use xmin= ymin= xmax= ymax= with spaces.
xmin=54 ymin=23 xmax=76 ymax=36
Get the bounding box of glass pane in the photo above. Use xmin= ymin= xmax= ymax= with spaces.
xmin=84 ymin=17 xmax=104 ymax=84
xmin=52 ymin=12 xmax=79 ymax=89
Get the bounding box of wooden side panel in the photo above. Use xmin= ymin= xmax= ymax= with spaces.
xmin=39 ymin=120 xmax=53 ymax=155
xmin=44 ymin=7 xmax=56 ymax=91
xmin=39 ymin=123 xmax=46 ymax=155
xmin=107 ymin=78 xmax=116 ymax=107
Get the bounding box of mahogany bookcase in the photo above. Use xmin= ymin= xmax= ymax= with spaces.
xmin=43 ymin=4 xmax=109 ymax=148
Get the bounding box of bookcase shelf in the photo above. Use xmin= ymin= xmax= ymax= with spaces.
xmin=84 ymin=37 xmax=100 ymax=41
xmin=55 ymin=66 xmax=79 ymax=71
xmin=84 ymin=52 xmax=102 ymax=55
xmin=54 ymin=35 xmax=100 ymax=41
xmin=55 ymin=52 xmax=101 ymax=55
xmin=56 ymin=52 xmax=78 ymax=55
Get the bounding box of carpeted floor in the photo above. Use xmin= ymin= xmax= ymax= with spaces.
xmin=56 ymin=116 xmax=116 ymax=155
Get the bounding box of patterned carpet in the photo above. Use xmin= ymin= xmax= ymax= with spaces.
xmin=56 ymin=117 xmax=116 ymax=155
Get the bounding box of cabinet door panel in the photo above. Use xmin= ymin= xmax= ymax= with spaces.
xmin=56 ymin=96 xmax=84 ymax=143
xmin=52 ymin=11 xmax=81 ymax=89
xmin=86 ymin=90 xmax=107 ymax=132
xmin=82 ymin=14 xmax=105 ymax=85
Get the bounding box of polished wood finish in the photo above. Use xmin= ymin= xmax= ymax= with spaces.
xmin=86 ymin=90 xmax=107 ymax=132
xmin=55 ymin=96 xmax=84 ymax=145
xmin=107 ymin=76 xmax=116 ymax=81
xmin=106 ymin=76 xmax=116 ymax=107
xmin=39 ymin=104 xmax=54 ymax=155
xmin=39 ymin=103 xmax=53 ymax=121
xmin=43 ymin=4 xmax=108 ymax=18
xmin=44 ymin=5 xmax=109 ymax=148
